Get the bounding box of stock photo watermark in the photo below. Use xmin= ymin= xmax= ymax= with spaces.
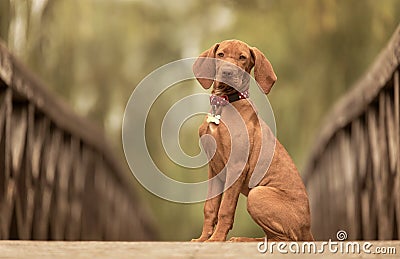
xmin=257 ymin=230 xmax=397 ymax=255
xmin=122 ymin=58 xmax=276 ymax=203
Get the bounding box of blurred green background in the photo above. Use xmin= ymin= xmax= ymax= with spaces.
xmin=1 ymin=0 xmax=399 ymax=241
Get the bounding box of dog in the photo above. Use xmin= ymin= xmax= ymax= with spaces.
xmin=191 ymin=40 xmax=314 ymax=242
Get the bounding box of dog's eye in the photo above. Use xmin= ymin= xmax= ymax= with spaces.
xmin=217 ymin=52 xmax=224 ymax=57
xmin=239 ymin=55 xmax=246 ymax=60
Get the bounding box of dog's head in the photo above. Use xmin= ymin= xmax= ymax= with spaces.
xmin=193 ymin=40 xmax=277 ymax=94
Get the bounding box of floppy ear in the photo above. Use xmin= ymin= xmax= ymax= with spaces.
xmin=250 ymin=47 xmax=277 ymax=94
xmin=193 ymin=43 xmax=219 ymax=89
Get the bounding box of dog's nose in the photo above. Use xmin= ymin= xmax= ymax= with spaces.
xmin=221 ymin=68 xmax=234 ymax=77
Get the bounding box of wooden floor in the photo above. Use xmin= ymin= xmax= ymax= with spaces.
xmin=0 ymin=241 xmax=398 ymax=258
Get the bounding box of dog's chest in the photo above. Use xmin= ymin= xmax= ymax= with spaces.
xmin=198 ymin=106 xmax=252 ymax=165
xmin=198 ymin=106 xmax=277 ymax=188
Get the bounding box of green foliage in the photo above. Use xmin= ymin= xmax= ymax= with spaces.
xmin=1 ymin=0 xmax=399 ymax=241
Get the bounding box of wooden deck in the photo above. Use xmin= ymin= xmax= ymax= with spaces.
xmin=0 ymin=241 xmax=398 ymax=258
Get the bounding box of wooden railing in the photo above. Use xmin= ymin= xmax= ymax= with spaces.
xmin=0 ymin=41 xmax=155 ymax=240
xmin=304 ymin=25 xmax=400 ymax=240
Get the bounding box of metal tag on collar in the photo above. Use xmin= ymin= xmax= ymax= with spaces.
xmin=207 ymin=105 xmax=221 ymax=125
xmin=207 ymin=113 xmax=221 ymax=125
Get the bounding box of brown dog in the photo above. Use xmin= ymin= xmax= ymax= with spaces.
xmin=191 ymin=40 xmax=314 ymax=242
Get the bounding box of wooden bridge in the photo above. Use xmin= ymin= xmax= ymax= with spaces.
xmin=304 ymin=24 xmax=400 ymax=240
xmin=0 ymin=21 xmax=400 ymax=257
xmin=0 ymin=40 xmax=155 ymax=241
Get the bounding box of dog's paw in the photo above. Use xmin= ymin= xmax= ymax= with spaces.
xmin=204 ymin=236 xmax=226 ymax=242
xmin=228 ymin=237 xmax=241 ymax=242
xmin=191 ymin=237 xmax=208 ymax=242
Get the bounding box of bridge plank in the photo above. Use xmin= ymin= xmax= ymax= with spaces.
xmin=378 ymin=92 xmax=394 ymax=239
xmin=0 ymin=87 xmax=15 ymax=239
xmin=0 ymin=241 xmax=399 ymax=259
xmin=385 ymin=89 xmax=397 ymax=174
xmin=395 ymin=70 xmax=400 ymax=239
xmin=341 ymin=130 xmax=359 ymax=239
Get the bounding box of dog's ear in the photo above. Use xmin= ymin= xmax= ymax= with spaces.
xmin=193 ymin=43 xmax=219 ymax=89
xmin=250 ymin=47 xmax=277 ymax=94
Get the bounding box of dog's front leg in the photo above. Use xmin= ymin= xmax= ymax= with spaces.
xmin=206 ymin=168 xmax=245 ymax=242
xmin=191 ymin=168 xmax=224 ymax=242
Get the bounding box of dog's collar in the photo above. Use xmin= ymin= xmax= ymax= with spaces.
xmin=210 ymin=90 xmax=249 ymax=106
xmin=207 ymin=90 xmax=249 ymax=125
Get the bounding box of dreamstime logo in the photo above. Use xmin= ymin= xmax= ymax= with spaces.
xmin=122 ymin=58 xmax=276 ymax=203
xmin=336 ymin=230 xmax=347 ymax=241
xmin=257 ymin=230 xmax=397 ymax=255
